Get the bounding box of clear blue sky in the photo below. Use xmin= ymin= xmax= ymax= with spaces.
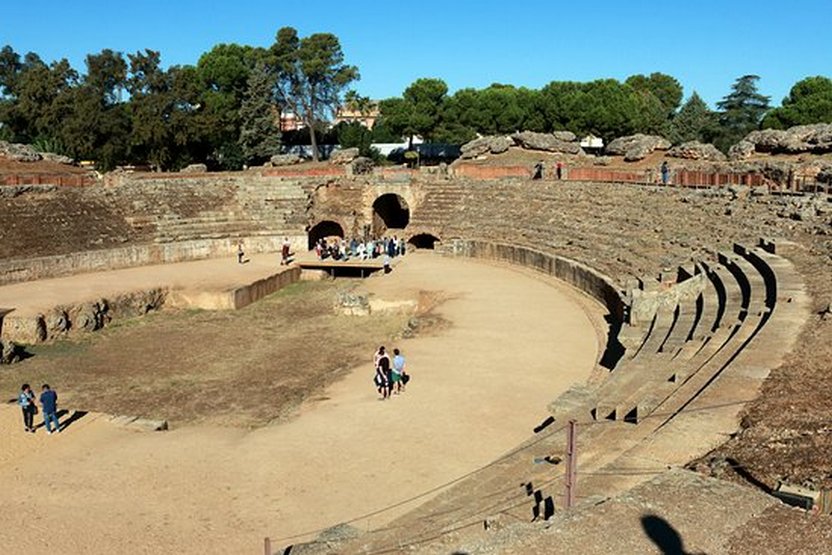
xmin=2 ymin=0 xmax=830 ymax=108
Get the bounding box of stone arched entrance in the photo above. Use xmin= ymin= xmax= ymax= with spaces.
xmin=408 ymin=233 xmax=440 ymax=250
xmin=307 ymin=220 xmax=344 ymax=249
xmin=371 ymin=194 xmax=410 ymax=236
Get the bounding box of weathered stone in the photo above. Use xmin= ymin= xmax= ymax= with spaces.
xmin=335 ymin=292 xmax=370 ymax=316
xmin=510 ymin=131 xmax=583 ymax=154
xmin=606 ymin=134 xmax=672 ymax=161
xmin=741 ymin=123 xmax=832 ymax=155
xmin=668 ymin=141 xmax=727 ymax=161
xmin=330 ymin=147 xmax=360 ymax=165
xmin=729 ymin=140 xmax=756 ymax=161
xmin=460 ymin=136 xmax=514 ymax=159
xmin=181 ymin=163 xmax=208 ymax=173
xmin=552 ymin=130 xmax=577 ymax=142
xmin=349 ymin=156 xmax=374 ymax=176
xmin=45 ymin=309 xmax=70 ymax=335
xmin=0 ymin=340 xmax=24 ymax=364
xmin=269 ymin=153 xmax=303 ymax=166
xmin=69 ymin=301 xmax=107 ymax=332
xmin=40 ymin=152 xmax=75 ymax=165
xmin=0 ymin=141 xmax=41 ymax=162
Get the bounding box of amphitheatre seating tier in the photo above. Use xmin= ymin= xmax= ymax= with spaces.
xmin=0 ymin=175 xmax=309 ymax=285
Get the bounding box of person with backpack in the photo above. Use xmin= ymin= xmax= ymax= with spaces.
xmin=18 ymin=383 xmax=37 ymax=433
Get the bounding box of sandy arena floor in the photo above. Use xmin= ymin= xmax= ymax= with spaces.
xmin=0 ymin=252 xmax=602 ymax=554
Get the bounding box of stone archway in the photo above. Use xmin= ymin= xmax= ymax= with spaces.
xmin=408 ymin=233 xmax=440 ymax=250
xmin=371 ymin=194 xmax=410 ymax=236
xmin=307 ymin=220 xmax=345 ymax=250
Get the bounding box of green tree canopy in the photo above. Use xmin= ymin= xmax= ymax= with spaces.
xmin=625 ymin=73 xmax=683 ymax=116
xmin=762 ymin=76 xmax=832 ymax=129
xmin=669 ymin=92 xmax=716 ymax=144
xmin=238 ymin=62 xmax=281 ymax=165
xmin=270 ymin=26 xmax=358 ymax=161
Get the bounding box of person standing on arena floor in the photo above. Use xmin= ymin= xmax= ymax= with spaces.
xmin=237 ymin=242 xmax=245 ymax=264
xmin=18 ymin=383 xmax=37 ymax=433
xmin=281 ymin=237 xmax=291 ymax=265
xmin=40 ymin=384 xmax=60 ymax=434
xmin=392 ymin=348 xmax=406 ymax=394
xmin=374 ymin=346 xmax=392 ymax=399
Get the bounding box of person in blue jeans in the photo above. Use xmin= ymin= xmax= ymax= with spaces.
xmin=39 ymin=384 xmax=60 ymax=434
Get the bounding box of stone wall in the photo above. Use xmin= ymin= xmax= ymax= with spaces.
xmin=439 ymin=239 xmax=625 ymax=322
xmin=3 ymin=288 xmax=167 ymax=344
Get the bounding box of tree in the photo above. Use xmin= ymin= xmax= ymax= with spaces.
xmin=669 ymin=92 xmax=716 ymax=143
xmin=625 ymin=73 xmax=683 ymax=116
xmin=762 ymin=76 xmax=832 ymax=129
xmin=379 ymin=78 xmax=448 ymax=147
xmin=714 ymin=75 xmax=770 ymax=151
xmin=238 ymin=62 xmax=281 ymax=165
xmin=270 ymin=27 xmax=358 ymax=161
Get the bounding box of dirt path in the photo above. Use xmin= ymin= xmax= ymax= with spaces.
xmin=0 ymin=253 xmax=601 ymax=554
xmin=0 ymin=253 xmax=293 ymax=317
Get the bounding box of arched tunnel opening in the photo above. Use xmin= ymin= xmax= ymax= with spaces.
xmin=372 ymin=194 xmax=410 ymax=236
xmin=408 ymin=233 xmax=441 ymax=250
xmin=307 ymin=220 xmax=345 ymax=250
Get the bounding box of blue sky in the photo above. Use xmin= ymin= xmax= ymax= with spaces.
xmin=2 ymin=0 xmax=830 ymax=108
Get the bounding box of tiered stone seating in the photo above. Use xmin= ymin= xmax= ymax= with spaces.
xmin=408 ymin=181 xmax=468 ymax=236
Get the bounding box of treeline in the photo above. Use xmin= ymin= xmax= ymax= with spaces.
xmin=1 ymin=29 xmax=831 ymax=171
xmin=0 ymin=27 xmax=357 ymax=170
xmin=378 ymin=74 xmax=832 ymax=153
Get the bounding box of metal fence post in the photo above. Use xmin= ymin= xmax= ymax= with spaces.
xmin=565 ymin=419 xmax=578 ymax=509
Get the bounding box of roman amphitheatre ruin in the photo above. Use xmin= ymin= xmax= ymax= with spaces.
xmin=1 ymin=129 xmax=831 ymax=554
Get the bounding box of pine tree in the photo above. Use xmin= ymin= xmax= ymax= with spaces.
xmin=713 ymin=75 xmax=770 ymax=151
xmin=238 ymin=62 xmax=281 ymax=165
xmin=670 ymin=92 xmax=715 ymax=144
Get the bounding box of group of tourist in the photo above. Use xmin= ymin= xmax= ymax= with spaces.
xmin=373 ymin=346 xmax=408 ymax=400
xmin=17 ymin=383 xmax=60 ymax=434
xmin=314 ymin=236 xmax=406 ymax=263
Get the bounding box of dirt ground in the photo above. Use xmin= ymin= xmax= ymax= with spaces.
xmin=0 ymin=280 xmax=411 ymax=427
xmin=0 ymin=252 xmax=601 ymax=554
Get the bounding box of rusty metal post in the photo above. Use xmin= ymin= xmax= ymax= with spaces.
xmin=264 ymin=537 xmax=271 ymax=555
xmin=564 ymin=419 xmax=578 ymax=509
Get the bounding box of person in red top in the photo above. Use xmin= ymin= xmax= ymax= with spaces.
xmin=281 ymin=237 xmax=291 ymax=265
xmin=556 ymin=161 xmax=563 ymax=180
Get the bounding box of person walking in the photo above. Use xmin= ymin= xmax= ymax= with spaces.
xmin=532 ymin=161 xmax=544 ymax=180
xmin=661 ymin=161 xmax=670 ymax=185
xmin=39 ymin=384 xmax=59 ymax=434
xmin=556 ymin=161 xmax=563 ymax=180
xmin=18 ymin=383 xmax=37 ymax=433
xmin=392 ymin=348 xmax=406 ymax=394
xmin=237 ymin=242 xmax=245 ymax=264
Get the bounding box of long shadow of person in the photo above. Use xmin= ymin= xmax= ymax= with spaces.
xmin=56 ymin=409 xmax=88 ymax=431
xmin=640 ymin=514 xmax=699 ymax=555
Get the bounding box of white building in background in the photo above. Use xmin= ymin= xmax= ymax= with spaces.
xmin=580 ymin=134 xmax=604 ymax=151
